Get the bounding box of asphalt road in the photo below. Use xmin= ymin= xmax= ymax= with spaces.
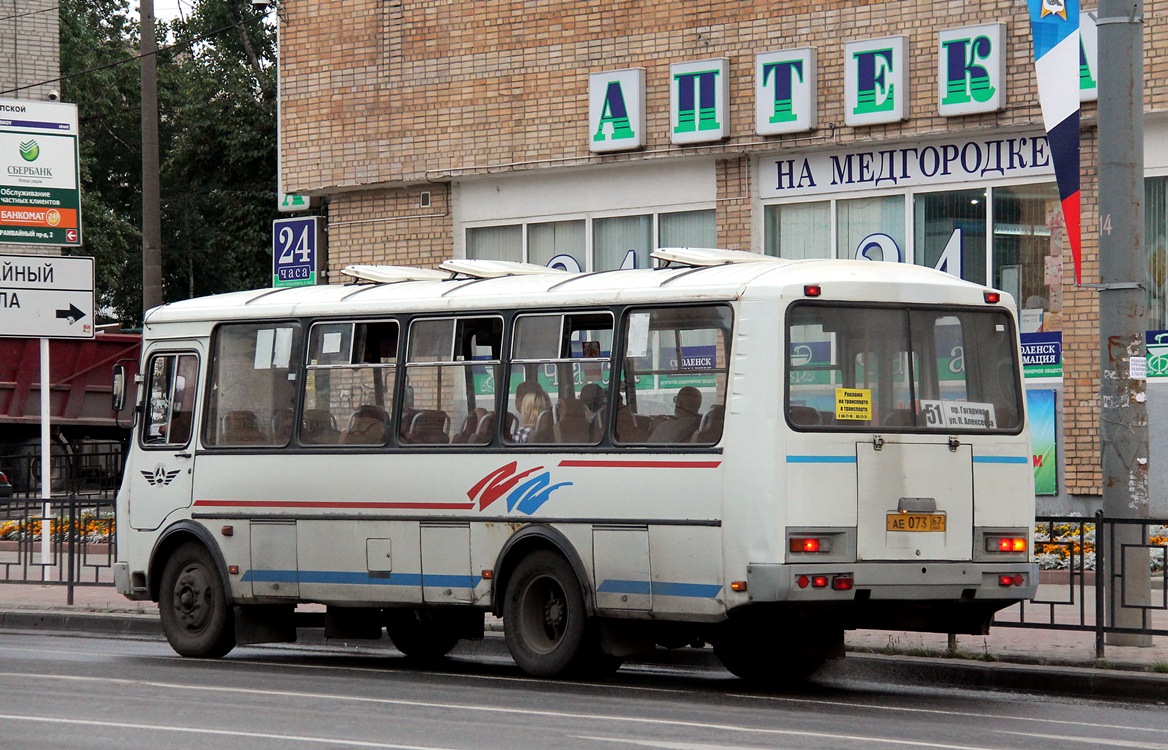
xmin=0 ymin=630 xmax=1165 ymax=750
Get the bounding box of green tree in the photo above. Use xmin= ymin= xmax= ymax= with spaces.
xmin=60 ymin=0 xmax=278 ymax=325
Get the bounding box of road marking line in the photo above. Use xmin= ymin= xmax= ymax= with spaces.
xmin=0 ymin=712 xmax=461 ymax=749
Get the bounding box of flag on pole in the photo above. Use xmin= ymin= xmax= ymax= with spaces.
xmin=1029 ymin=0 xmax=1083 ymax=284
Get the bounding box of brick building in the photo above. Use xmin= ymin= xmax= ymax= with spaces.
xmin=1 ymin=0 xmax=62 ymax=256
xmin=277 ymin=0 xmax=1168 ymax=512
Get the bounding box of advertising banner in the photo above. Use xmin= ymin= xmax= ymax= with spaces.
xmin=0 ymin=99 xmax=82 ymax=247
xmin=1027 ymin=388 xmax=1058 ymax=495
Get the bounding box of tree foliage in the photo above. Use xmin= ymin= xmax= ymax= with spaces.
xmin=60 ymin=0 xmax=278 ymax=325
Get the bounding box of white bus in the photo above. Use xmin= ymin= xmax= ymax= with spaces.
xmin=113 ymin=248 xmax=1037 ymax=682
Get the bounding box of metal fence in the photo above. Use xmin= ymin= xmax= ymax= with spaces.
xmin=992 ymin=512 xmax=1168 ymax=657
xmin=0 ymin=495 xmax=117 ymax=604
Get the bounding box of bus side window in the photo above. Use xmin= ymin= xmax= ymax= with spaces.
xmin=301 ymin=320 xmax=397 ymax=447
xmin=404 ymin=316 xmax=502 ymax=446
xmin=142 ymin=353 xmax=199 ymax=448
xmin=615 ymin=305 xmax=731 ymax=446
xmin=205 ymin=322 xmax=302 ymax=448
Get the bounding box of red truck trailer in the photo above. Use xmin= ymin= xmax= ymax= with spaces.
xmin=0 ymin=334 xmax=141 ymax=495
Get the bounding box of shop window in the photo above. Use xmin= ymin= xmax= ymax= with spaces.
xmin=991 ymin=183 xmax=1061 ymax=333
xmin=837 ymin=196 xmax=906 ymax=262
xmin=528 ymin=220 xmax=585 ymax=268
xmin=467 ymin=225 xmax=522 ymax=262
xmin=913 ymin=189 xmax=987 ymax=284
xmin=659 ymin=209 xmax=716 ymax=248
xmin=764 ymin=202 xmax=831 ymax=259
xmin=594 ymin=214 xmax=652 ymax=271
xmin=1147 ymin=177 xmax=1168 ymax=331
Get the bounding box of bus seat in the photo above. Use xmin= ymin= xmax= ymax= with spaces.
xmin=406 ymin=409 xmax=450 ymax=444
xmin=647 ymin=414 xmax=700 ymax=443
xmin=472 ymin=411 xmax=496 ymax=442
xmin=555 ymin=397 xmax=591 ymax=443
xmin=344 ymin=405 xmax=390 ymax=445
xmin=450 ymin=412 xmax=479 ymax=444
xmin=614 ymin=406 xmax=648 ymax=442
xmin=223 ymin=410 xmax=267 ymax=445
xmin=301 ymin=408 xmax=340 ymax=444
xmin=530 ymin=409 xmax=555 ymax=443
xmin=271 ymin=409 xmax=295 ymax=442
xmin=691 ymin=404 xmax=725 ymax=443
xmin=789 ymin=406 xmax=819 ymax=426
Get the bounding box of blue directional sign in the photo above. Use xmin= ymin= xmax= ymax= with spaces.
xmin=272 ymin=216 xmax=323 ymax=288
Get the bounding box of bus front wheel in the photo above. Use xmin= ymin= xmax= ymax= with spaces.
xmin=503 ymin=550 xmax=589 ymax=677
xmin=159 ymin=542 xmax=236 ymax=658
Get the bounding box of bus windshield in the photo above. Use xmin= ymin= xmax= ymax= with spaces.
xmin=786 ymin=303 xmax=1023 ymax=432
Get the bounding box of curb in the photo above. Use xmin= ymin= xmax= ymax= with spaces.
xmin=3 ymin=608 xmax=1165 ymax=702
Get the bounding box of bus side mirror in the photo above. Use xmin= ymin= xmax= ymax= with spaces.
xmin=112 ymin=364 xmax=126 ymax=412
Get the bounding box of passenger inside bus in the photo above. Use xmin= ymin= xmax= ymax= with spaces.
xmin=646 ymin=386 xmax=703 ymax=443
xmin=513 ymin=385 xmax=551 ymax=443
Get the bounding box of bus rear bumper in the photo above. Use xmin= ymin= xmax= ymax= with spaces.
xmin=746 ymin=561 xmax=1038 ymax=604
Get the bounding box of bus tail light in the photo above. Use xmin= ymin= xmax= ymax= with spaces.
xmin=987 ymin=536 xmax=1027 ymax=553
xmin=730 ymin=580 xmax=748 ymax=592
xmin=804 ymin=284 xmax=822 ymax=298
xmin=984 ymin=291 xmax=1002 ymax=304
xmin=789 ymin=537 xmax=832 ymax=554
xmin=811 ymin=576 xmax=829 ymax=588
xmin=832 ymin=575 xmax=854 ymax=591
xmin=998 ymin=574 xmax=1025 ymax=587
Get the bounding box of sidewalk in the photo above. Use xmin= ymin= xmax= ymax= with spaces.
xmin=0 ymin=582 xmax=1165 ymax=698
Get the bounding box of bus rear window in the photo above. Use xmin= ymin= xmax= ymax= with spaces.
xmin=786 ymin=304 xmax=1022 ymax=432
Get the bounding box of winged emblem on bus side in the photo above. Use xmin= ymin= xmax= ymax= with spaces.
xmin=467 ymin=461 xmax=572 ymax=515
xmin=142 ymin=465 xmax=182 ymax=487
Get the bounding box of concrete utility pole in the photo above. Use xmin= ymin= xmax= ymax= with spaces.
xmin=140 ymin=0 xmax=163 ymax=316
xmin=1096 ymin=0 xmax=1151 ymax=646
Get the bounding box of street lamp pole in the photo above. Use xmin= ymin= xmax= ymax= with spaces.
xmin=1096 ymin=0 xmax=1151 ymax=646
xmin=140 ymin=0 xmax=162 ymax=317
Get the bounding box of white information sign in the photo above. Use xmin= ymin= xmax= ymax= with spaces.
xmin=0 ymin=253 xmax=94 ymax=339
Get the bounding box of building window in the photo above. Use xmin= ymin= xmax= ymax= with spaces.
xmin=528 ymin=220 xmax=585 ymax=268
xmin=913 ymin=189 xmax=987 ymax=284
xmin=466 ymin=225 xmax=521 ymax=262
xmin=1147 ymin=176 xmax=1168 ymax=331
xmin=659 ymin=209 xmax=716 ymax=248
xmin=764 ymin=202 xmax=830 ymax=259
xmin=594 ymin=214 xmax=652 ymax=271
xmin=837 ymin=196 xmax=906 ymax=261
xmin=991 ymin=184 xmax=1061 ymax=332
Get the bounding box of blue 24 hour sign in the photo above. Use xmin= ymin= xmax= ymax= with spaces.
xmin=272 ymin=216 xmax=324 ymax=288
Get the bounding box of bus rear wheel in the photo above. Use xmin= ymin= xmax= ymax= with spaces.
xmin=503 ymin=550 xmax=589 ymax=678
xmin=713 ymin=624 xmax=840 ymax=687
xmin=159 ymin=542 xmax=236 ymax=658
xmin=385 ymin=609 xmax=461 ymax=661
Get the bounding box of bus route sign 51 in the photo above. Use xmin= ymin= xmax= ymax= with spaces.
xmin=272 ymin=216 xmax=324 ymax=288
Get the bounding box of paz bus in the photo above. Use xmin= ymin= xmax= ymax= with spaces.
xmin=113 ymin=247 xmax=1037 ymax=682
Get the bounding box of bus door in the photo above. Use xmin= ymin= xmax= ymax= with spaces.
xmin=855 ymin=439 xmax=974 ymax=561
xmin=128 ymin=347 xmax=202 ymax=531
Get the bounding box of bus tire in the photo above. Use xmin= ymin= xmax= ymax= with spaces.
xmin=503 ymin=550 xmax=589 ymax=678
xmin=159 ymin=542 xmax=236 ymax=658
xmin=713 ymin=625 xmax=838 ymax=687
xmin=385 ymin=609 xmax=461 ymax=661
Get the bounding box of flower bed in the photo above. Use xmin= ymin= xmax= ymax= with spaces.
xmin=1036 ymin=517 xmax=1166 ymax=572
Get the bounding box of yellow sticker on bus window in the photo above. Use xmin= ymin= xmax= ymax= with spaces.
xmin=835 ymin=387 xmax=872 ymax=421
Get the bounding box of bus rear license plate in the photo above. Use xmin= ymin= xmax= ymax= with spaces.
xmin=886 ymin=513 xmax=946 ymax=532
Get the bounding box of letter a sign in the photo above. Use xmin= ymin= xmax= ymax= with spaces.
xmin=589 ymin=69 xmax=645 ymax=153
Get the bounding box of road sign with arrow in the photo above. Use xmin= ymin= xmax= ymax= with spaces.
xmin=0 ymin=253 xmax=94 ymax=339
